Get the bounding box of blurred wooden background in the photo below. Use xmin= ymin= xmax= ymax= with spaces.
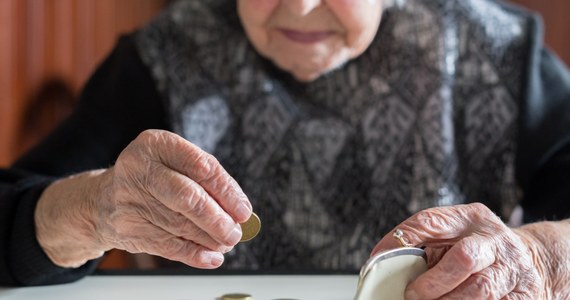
xmin=0 ymin=0 xmax=168 ymax=167
xmin=0 ymin=0 xmax=569 ymax=269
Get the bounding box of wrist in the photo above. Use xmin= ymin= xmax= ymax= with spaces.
xmin=35 ymin=169 xmax=112 ymax=268
xmin=514 ymin=223 xmax=556 ymax=299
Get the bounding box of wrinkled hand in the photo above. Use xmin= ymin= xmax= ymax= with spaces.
xmin=37 ymin=130 xmax=252 ymax=269
xmin=371 ymin=203 xmax=548 ymax=299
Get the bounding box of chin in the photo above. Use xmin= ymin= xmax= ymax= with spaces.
xmin=261 ymin=44 xmax=353 ymax=82
xmin=271 ymin=59 xmax=325 ymax=82
xmin=278 ymin=57 xmax=346 ymax=82
xmin=290 ymin=60 xmax=348 ymax=82
xmin=291 ymin=71 xmax=322 ymax=82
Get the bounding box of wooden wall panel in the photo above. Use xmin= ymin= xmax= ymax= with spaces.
xmin=0 ymin=1 xmax=15 ymax=167
xmin=512 ymin=0 xmax=570 ymax=65
xmin=0 ymin=0 xmax=167 ymax=166
xmin=0 ymin=0 xmax=24 ymax=167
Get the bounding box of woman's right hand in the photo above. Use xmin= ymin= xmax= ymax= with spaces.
xmin=35 ymin=129 xmax=252 ymax=269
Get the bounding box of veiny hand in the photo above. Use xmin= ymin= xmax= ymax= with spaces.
xmin=36 ymin=130 xmax=252 ymax=269
xmin=371 ymin=203 xmax=549 ymax=299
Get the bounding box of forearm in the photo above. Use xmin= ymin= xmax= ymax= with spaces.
xmin=35 ymin=169 xmax=111 ymax=268
xmin=516 ymin=220 xmax=570 ymax=299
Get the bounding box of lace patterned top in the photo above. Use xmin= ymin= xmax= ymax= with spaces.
xmin=134 ymin=0 xmax=536 ymax=271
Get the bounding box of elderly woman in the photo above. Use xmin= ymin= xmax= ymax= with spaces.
xmin=1 ymin=0 xmax=569 ymax=298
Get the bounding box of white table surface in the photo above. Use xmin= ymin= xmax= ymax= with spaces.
xmin=0 ymin=275 xmax=359 ymax=300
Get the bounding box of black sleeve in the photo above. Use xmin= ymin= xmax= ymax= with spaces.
xmin=0 ymin=35 xmax=169 ymax=286
xmin=518 ymin=46 xmax=570 ymax=222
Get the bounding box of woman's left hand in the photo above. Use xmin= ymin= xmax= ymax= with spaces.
xmin=371 ymin=203 xmax=549 ymax=299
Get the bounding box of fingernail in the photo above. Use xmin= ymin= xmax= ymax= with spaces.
xmin=405 ymin=289 xmax=419 ymax=300
xmin=235 ymin=203 xmax=251 ymax=221
xmin=221 ymin=246 xmax=234 ymax=254
xmin=210 ymin=252 xmax=224 ymax=266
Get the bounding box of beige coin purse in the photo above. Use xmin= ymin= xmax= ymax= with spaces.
xmin=353 ymin=231 xmax=428 ymax=300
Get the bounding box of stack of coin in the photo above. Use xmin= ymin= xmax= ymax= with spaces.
xmin=221 ymin=293 xmax=252 ymax=300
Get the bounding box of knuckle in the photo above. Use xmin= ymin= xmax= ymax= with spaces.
xmin=137 ymin=129 xmax=152 ymax=140
xmin=134 ymin=129 xmax=176 ymax=161
xmin=469 ymin=203 xmax=502 ymax=225
xmin=187 ymin=247 xmax=202 ymax=264
xmin=162 ymin=238 xmax=185 ymax=258
xmin=115 ymin=147 xmax=144 ymax=175
xmin=178 ymin=219 xmax=200 ymax=238
xmin=173 ymin=180 xmax=198 ymax=201
xmin=413 ymin=209 xmax=451 ymax=232
xmin=450 ymin=242 xmax=479 ymax=271
xmin=138 ymin=129 xmax=162 ymax=143
xmin=502 ymin=294 xmax=525 ymax=300
xmin=210 ymin=173 xmax=236 ymax=200
xmin=176 ymin=186 xmax=208 ymax=215
xmin=210 ymin=217 xmax=231 ymax=236
xmin=469 ymin=202 xmax=488 ymax=212
xmin=117 ymin=146 xmax=138 ymax=164
xmin=469 ymin=273 xmax=495 ymax=298
xmin=120 ymin=131 xmax=165 ymax=169
xmin=189 ymin=152 xmax=220 ymax=182
xmin=135 ymin=130 xmax=158 ymax=150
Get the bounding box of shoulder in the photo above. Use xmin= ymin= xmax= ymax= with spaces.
xmin=130 ymin=1 xmax=252 ymax=93
xmin=382 ymin=0 xmax=543 ymax=51
xmin=375 ymin=0 xmax=543 ymax=99
xmin=456 ymin=0 xmax=543 ymax=46
xmin=377 ymin=0 xmax=544 ymax=80
xmin=133 ymin=1 xmax=242 ymax=62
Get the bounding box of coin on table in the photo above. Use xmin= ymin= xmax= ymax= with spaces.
xmin=239 ymin=212 xmax=261 ymax=242
xmin=221 ymin=293 xmax=252 ymax=300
